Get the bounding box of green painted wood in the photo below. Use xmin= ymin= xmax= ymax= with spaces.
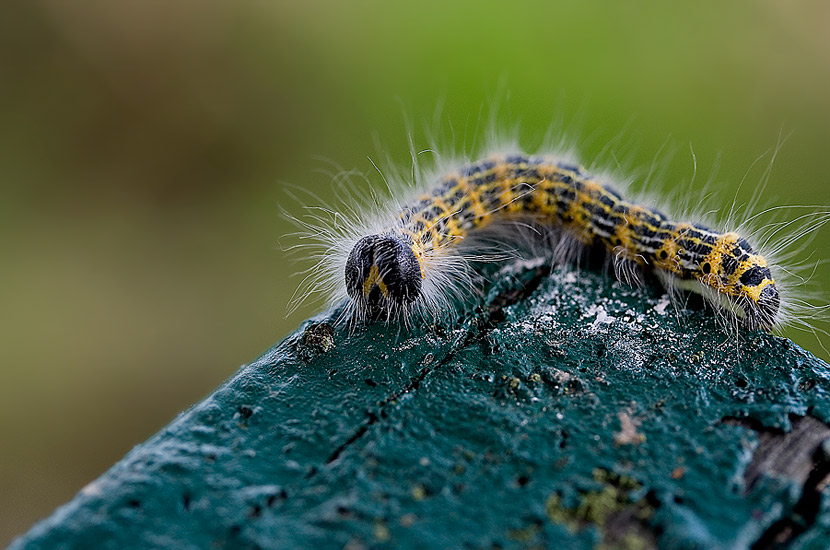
xmin=10 ymin=261 xmax=830 ymax=550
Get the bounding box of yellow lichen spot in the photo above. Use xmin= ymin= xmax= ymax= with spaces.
xmin=373 ymin=520 xmax=390 ymax=542
xmin=506 ymin=524 xmax=542 ymax=543
xmin=545 ymin=470 xmax=654 ymax=549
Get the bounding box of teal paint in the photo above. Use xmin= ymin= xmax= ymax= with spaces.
xmin=11 ymin=262 xmax=830 ymax=549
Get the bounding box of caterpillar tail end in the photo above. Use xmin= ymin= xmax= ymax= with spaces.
xmin=345 ymin=234 xmax=422 ymax=320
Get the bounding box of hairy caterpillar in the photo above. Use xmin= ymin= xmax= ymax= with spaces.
xmin=288 ymin=143 xmax=827 ymax=339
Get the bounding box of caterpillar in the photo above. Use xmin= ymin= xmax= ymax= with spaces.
xmin=288 ymin=145 xmax=827 ymax=337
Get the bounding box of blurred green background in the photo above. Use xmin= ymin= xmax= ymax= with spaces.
xmin=1 ymin=0 xmax=829 ymax=544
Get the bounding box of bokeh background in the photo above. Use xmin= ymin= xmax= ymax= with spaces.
xmin=2 ymin=0 xmax=829 ymax=544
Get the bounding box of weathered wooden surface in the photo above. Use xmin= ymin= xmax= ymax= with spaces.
xmin=10 ymin=260 xmax=830 ymax=549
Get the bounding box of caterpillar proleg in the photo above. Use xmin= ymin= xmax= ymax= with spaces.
xmin=287 ymin=142 xmax=828 ymax=340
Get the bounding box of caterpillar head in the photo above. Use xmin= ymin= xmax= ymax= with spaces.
xmin=700 ymin=234 xmax=781 ymax=331
xmin=345 ymin=233 xmax=422 ymax=319
xmin=734 ymin=263 xmax=780 ymax=331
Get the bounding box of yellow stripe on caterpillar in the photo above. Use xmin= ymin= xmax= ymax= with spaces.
xmin=361 ymin=265 xmax=389 ymax=301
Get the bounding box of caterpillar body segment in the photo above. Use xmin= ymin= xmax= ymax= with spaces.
xmin=346 ymin=153 xmax=780 ymax=330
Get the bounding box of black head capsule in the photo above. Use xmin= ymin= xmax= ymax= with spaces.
xmin=345 ymin=233 xmax=422 ymax=317
xmin=738 ymin=285 xmax=780 ymax=331
xmin=745 ymin=284 xmax=781 ymax=330
xmin=736 ymin=264 xmax=780 ymax=331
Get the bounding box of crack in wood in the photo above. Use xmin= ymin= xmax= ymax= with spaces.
xmin=323 ymin=263 xmax=552 ymax=466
